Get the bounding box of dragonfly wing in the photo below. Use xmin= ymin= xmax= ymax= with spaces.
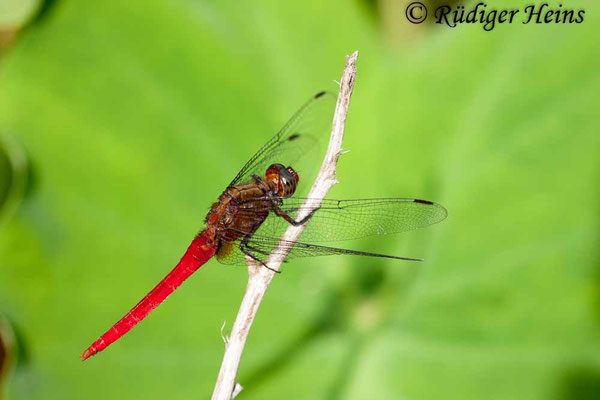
xmin=245 ymin=197 xmax=448 ymax=243
xmin=215 ymin=240 xmax=248 ymax=265
xmin=214 ymin=233 xmax=421 ymax=266
xmin=229 ymin=91 xmax=336 ymax=192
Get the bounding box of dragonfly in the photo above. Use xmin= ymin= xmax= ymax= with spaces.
xmin=81 ymin=91 xmax=447 ymax=361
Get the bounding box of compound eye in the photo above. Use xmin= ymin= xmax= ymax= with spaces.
xmin=265 ymin=163 xmax=298 ymax=197
xmin=278 ymin=169 xmax=297 ymax=197
xmin=265 ymin=164 xmax=284 ymax=182
xmin=286 ymin=166 xmax=299 ymax=184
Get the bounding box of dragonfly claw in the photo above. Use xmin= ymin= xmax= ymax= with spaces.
xmin=81 ymin=346 xmax=97 ymax=361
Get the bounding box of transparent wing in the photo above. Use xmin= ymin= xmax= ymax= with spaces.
xmin=233 ymin=197 xmax=448 ymax=243
xmin=215 ymin=232 xmax=421 ymax=266
xmin=229 ymin=91 xmax=336 ymax=191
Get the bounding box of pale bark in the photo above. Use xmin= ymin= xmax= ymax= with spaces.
xmin=211 ymin=51 xmax=359 ymax=400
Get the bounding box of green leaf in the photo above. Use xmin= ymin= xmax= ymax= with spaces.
xmin=0 ymin=0 xmax=598 ymax=399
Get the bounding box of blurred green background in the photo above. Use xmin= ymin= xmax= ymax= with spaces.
xmin=0 ymin=0 xmax=599 ymax=399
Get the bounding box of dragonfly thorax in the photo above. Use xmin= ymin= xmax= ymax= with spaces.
xmin=265 ymin=163 xmax=299 ymax=198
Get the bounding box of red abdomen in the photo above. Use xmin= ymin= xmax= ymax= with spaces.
xmin=81 ymin=230 xmax=217 ymax=360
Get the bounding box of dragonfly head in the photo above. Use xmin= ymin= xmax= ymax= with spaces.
xmin=265 ymin=163 xmax=299 ymax=198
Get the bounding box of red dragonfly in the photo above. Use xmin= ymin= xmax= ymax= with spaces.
xmin=81 ymin=91 xmax=447 ymax=360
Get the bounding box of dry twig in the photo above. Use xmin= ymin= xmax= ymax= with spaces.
xmin=211 ymin=51 xmax=359 ymax=400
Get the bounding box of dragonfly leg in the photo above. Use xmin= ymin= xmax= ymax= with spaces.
xmin=272 ymin=205 xmax=319 ymax=226
xmin=244 ymin=242 xmax=290 ymax=265
xmin=251 ymin=174 xmax=271 ymax=195
xmin=239 ymin=236 xmax=281 ymax=274
xmin=252 ymin=171 xmax=318 ymax=225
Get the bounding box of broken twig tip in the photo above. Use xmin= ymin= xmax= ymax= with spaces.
xmin=232 ymin=382 xmax=244 ymax=399
xmin=346 ymin=50 xmax=359 ymax=63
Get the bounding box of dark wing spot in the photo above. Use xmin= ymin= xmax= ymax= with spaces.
xmin=314 ymin=91 xmax=326 ymax=98
xmin=414 ymin=199 xmax=434 ymax=205
xmin=288 ymin=133 xmax=301 ymax=141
